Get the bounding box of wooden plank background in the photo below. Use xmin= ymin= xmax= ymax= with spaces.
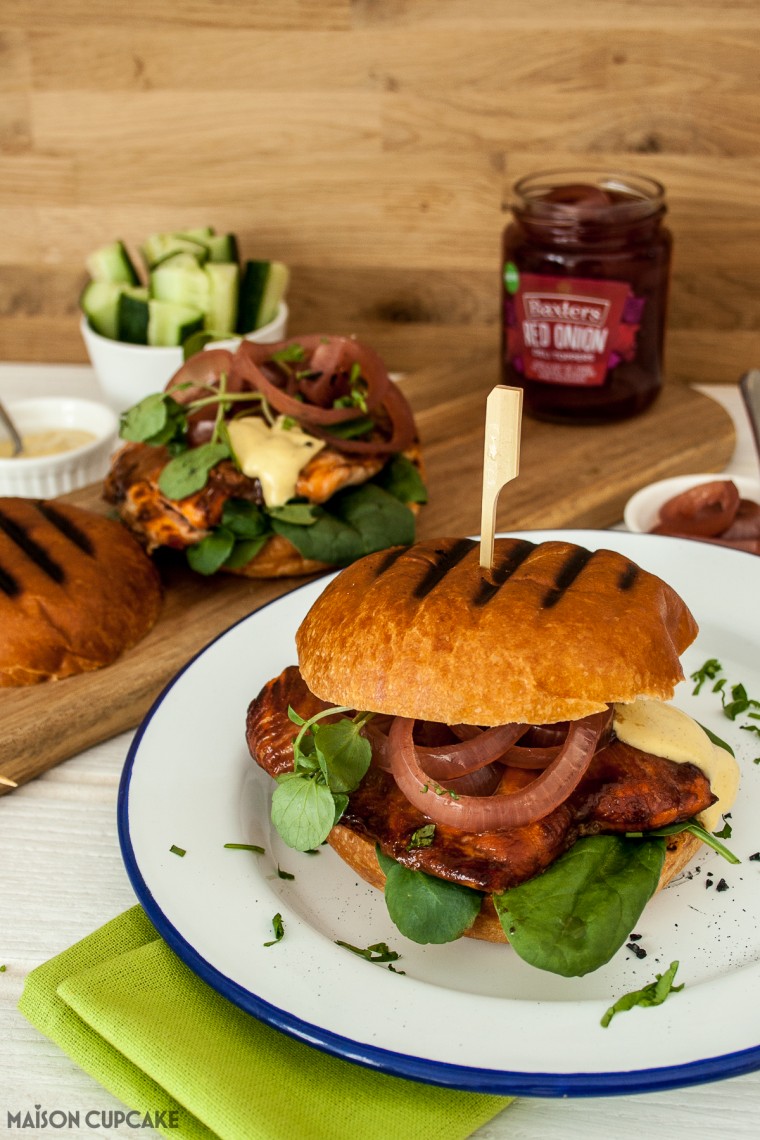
xmin=1 ymin=0 xmax=759 ymax=386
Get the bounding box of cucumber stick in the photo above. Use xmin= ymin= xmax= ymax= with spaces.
xmin=148 ymin=300 xmax=204 ymax=347
xmin=80 ymin=281 xmax=124 ymax=339
xmin=141 ymin=233 xmax=209 ymax=269
xmin=117 ymin=287 xmax=150 ymax=344
xmin=86 ymin=240 xmax=140 ymax=286
xmin=237 ymin=260 xmax=289 ymax=333
xmin=204 ymin=262 xmax=239 ymax=334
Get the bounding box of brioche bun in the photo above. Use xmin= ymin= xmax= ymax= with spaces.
xmin=296 ymin=536 xmax=698 ymax=726
xmin=0 ymin=497 xmax=162 ymax=686
xmin=327 ymin=822 xmax=703 ymax=943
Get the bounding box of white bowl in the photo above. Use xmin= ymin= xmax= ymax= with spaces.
xmin=0 ymin=397 xmax=119 ymax=498
xmin=81 ymin=300 xmax=289 ymax=412
xmin=624 ymin=472 xmax=760 ymax=533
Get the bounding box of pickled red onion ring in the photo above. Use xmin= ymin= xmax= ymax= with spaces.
xmin=388 ymin=710 xmax=610 ymax=830
xmin=415 ymin=723 xmax=526 ymax=780
xmin=434 ymin=762 xmax=504 ymax=796
xmin=501 ymin=744 xmax=560 ymax=770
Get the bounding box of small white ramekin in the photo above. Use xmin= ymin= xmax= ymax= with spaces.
xmin=81 ymin=300 xmax=289 ymax=413
xmin=623 ymin=472 xmax=760 ymax=533
xmin=0 ymin=397 xmax=119 ymax=498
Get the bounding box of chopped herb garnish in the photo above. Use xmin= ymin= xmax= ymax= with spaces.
xmin=277 ymin=866 xmax=295 ymax=880
xmin=223 ymin=842 xmax=265 ymax=854
xmin=408 ymin=824 xmax=436 ymax=849
xmin=170 ymin=844 xmax=186 ymax=857
xmin=749 ymin=852 xmax=760 ymax=861
xmin=627 ymin=942 xmax=647 ymax=959
xmin=691 ymin=658 xmax=724 ymax=695
xmin=601 ymin=961 xmax=684 ymax=1028
xmin=716 ymin=878 xmax=730 ymax=892
xmin=264 ymin=913 xmax=285 ymax=947
xmin=335 ymin=939 xmax=402 ymax=965
xmin=713 ymin=816 xmax=733 ymax=839
xmin=0 ymin=964 xmax=6 ymax=972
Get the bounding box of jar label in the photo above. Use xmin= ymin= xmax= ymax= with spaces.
xmin=504 ymin=273 xmax=644 ymax=387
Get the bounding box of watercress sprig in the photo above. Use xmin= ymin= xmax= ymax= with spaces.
xmin=270 ymin=705 xmax=373 ymax=851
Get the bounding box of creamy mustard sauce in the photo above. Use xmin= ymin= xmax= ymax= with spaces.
xmin=0 ymin=429 xmax=96 ymax=459
xmin=612 ymin=698 xmax=740 ymax=832
xmin=226 ymin=416 xmax=325 ymax=507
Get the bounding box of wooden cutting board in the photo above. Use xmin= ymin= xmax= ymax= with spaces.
xmin=0 ymin=358 xmax=735 ymax=793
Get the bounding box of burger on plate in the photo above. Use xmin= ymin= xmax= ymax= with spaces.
xmin=246 ymin=536 xmax=739 ymax=977
xmin=104 ymin=335 xmax=426 ymax=578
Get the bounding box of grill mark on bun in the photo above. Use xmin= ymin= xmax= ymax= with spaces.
xmin=474 ymin=538 xmax=536 ymax=606
xmin=618 ymin=561 xmax=640 ymax=591
xmin=541 ymin=546 xmax=595 ymax=609
xmin=0 ymin=563 xmax=20 ymax=596
xmin=35 ymin=501 xmax=95 ymax=556
xmin=0 ymin=507 xmax=66 ymax=585
xmin=373 ymin=544 xmax=411 ymax=577
xmin=412 ymin=538 xmax=477 ymax=599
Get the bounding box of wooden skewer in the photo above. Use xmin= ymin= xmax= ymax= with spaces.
xmin=0 ymin=773 xmax=18 ymax=788
xmin=480 ymin=385 xmax=524 ymax=569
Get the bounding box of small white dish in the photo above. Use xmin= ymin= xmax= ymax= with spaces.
xmin=81 ymin=300 xmax=289 ymax=412
xmin=0 ymin=397 xmax=119 ymax=498
xmin=624 ymin=472 xmax=760 ymax=533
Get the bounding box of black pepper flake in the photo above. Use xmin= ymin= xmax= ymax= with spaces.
xmin=749 ymin=853 xmax=760 ymax=862
xmin=626 ymin=942 xmax=647 ymax=959
xmin=628 ymin=932 xmax=642 ymax=941
xmin=716 ymin=878 xmax=730 ymax=892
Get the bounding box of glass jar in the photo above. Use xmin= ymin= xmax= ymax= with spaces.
xmin=501 ymin=169 xmax=672 ymax=424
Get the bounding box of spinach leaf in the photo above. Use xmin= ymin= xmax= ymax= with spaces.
xmin=377 ymin=849 xmax=482 ymax=944
xmin=271 ymin=773 xmax=338 ymax=851
xmin=601 ymin=960 xmax=683 ymax=1027
xmin=492 ymin=835 xmax=666 ymax=977
xmin=186 ymin=527 xmax=235 ymax=575
xmin=270 ymin=483 xmax=415 ymax=566
xmin=221 ymin=535 xmax=270 ymax=569
xmin=221 ymin=498 xmax=270 ymax=539
xmin=627 ymin=819 xmax=740 ymax=865
xmin=267 ymin=502 xmax=320 ymax=526
xmin=373 ymin=454 xmax=428 ymax=504
xmin=158 ymin=440 xmax=230 ymax=499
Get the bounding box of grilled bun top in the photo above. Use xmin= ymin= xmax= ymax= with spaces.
xmin=296 ymin=537 xmax=698 ymax=725
xmin=0 ymin=497 xmax=162 ymax=686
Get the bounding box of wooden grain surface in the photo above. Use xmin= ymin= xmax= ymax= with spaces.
xmin=0 ymin=353 xmax=734 ymax=794
xmin=1 ymin=1 xmax=760 ymax=386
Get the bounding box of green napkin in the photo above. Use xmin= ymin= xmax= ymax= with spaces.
xmin=19 ymin=906 xmax=512 ymax=1140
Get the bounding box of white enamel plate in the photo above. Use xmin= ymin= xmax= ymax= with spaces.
xmin=118 ymin=531 xmax=760 ymax=1096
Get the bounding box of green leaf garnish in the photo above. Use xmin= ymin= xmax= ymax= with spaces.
xmin=264 ymin=913 xmax=284 ymax=947
xmin=120 ymin=392 xmax=187 ymax=446
xmin=601 ymin=961 xmax=683 ymax=1028
xmin=277 ymin=866 xmax=295 ymax=880
xmin=698 ymin=722 xmax=735 ymax=756
xmin=267 ymin=502 xmax=320 ymax=526
xmin=377 ymin=849 xmax=482 ymax=944
xmin=271 ymin=773 xmax=338 ymax=852
xmin=313 ymin=718 xmax=372 ymax=794
xmin=493 ymin=836 xmax=666 ymax=977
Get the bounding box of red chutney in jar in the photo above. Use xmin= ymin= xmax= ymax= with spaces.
xmin=501 ymin=170 xmax=672 ymax=424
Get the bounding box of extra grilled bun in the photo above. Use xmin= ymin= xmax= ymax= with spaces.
xmin=296 ymin=537 xmax=699 ymax=726
xmin=327 ymin=822 xmax=703 ymax=944
xmin=0 ymin=497 xmax=162 ymax=686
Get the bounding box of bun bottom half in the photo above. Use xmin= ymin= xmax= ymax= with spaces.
xmin=327 ymin=823 xmax=703 ymax=944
